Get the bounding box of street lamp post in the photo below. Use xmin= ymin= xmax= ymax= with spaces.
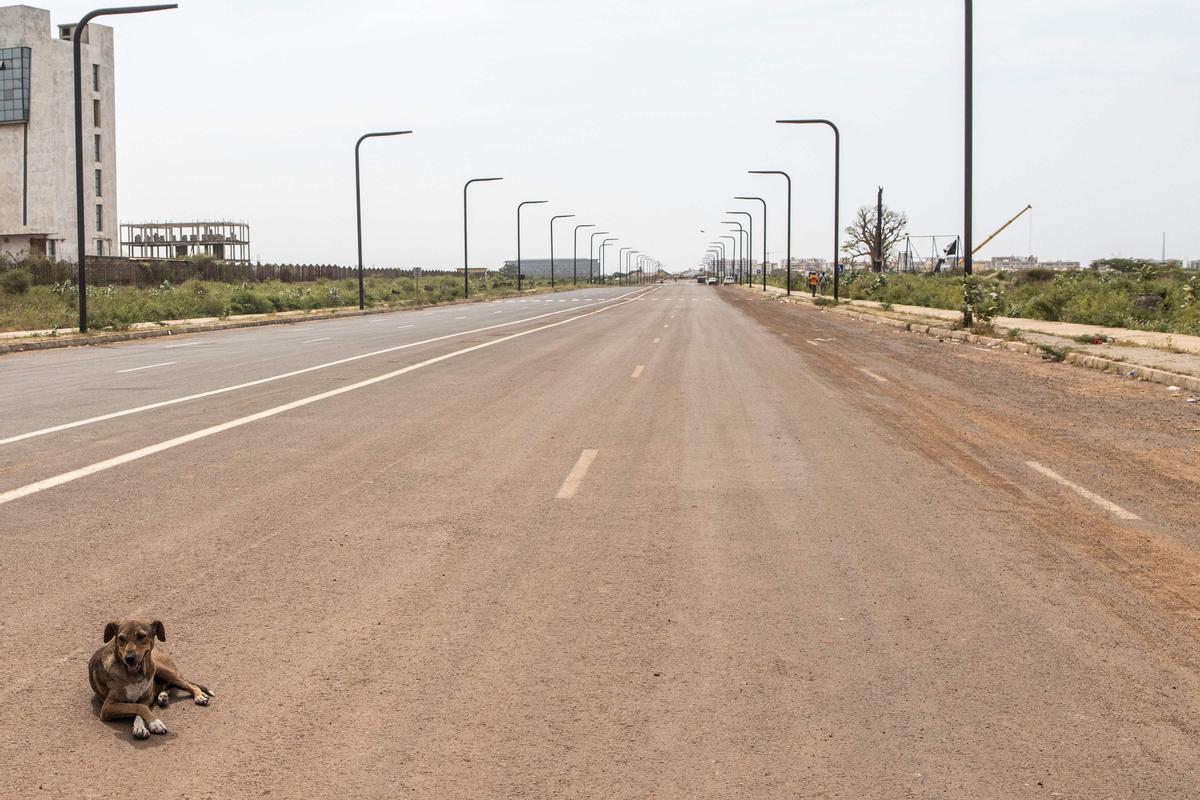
xmin=572 ymin=223 xmax=595 ymax=286
xmin=589 ymin=231 xmax=610 ymax=284
xmin=720 ymin=236 xmax=738 ymax=282
xmin=600 ymin=238 xmax=618 ymax=283
xmin=726 ymin=211 xmax=753 ymax=285
xmin=723 ymin=222 xmax=747 ymax=285
xmin=355 ymin=130 xmax=412 ymax=310
xmin=734 ymin=196 xmax=768 ymax=291
xmin=775 ymin=120 xmax=841 ymax=301
xmin=749 ymin=170 xmax=792 ymax=295
xmin=516 ymin=200 xmax=549 ymax=293
xmin=549 ymin=214 xmax=575 ymax=290
xmin=964 ymin=0 xmax=974 ymax=327
xmin=618 ymin=247 xmax=633 ymax=286
xmin=711 ymin=241 xmax=726 ymax=279
xmin=463 ymin=177 xmax=503 ymax=299
xmin=73 ymin=3 xmax=178 ymax=333
xmin=625 ymin=250 xmax=639 ymax=285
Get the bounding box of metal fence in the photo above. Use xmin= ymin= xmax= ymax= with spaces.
xmin=1 ymin=258 xmax=463 ymax=287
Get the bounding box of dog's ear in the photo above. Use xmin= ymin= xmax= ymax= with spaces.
xmin=151 ymin=620 xmax=166 ymax=642
xmin=103 ymin=622 xmax=118 ymax=643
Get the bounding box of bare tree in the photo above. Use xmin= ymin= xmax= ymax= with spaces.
xmin=843 ymin=193 xmax=908 ymax=272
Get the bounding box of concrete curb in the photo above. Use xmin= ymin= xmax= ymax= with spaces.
xmin=769 ymin=292 xmax=1200 ymax=394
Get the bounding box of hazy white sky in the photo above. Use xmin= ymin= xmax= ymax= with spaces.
xmin=61 ymin=0 xmax=1200 ymax=269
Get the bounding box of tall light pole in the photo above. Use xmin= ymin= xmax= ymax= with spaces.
xmin=516 ymin=200 xmax=548 ymax=293
xmin=734 ymin=196 xmax=768 ymax=291
xmin=726 ymin=211 xmax=753 ymax=285
xmin=963 ymin=0 xmax=974 ymax=327
xmin=720 ymin=236 xmax=738 ymax=282
xmin=723 ymin=221 xmax=746 ymax=284
xmin=749 ymin=170 xmax=792 ymax=295
xmin=625 ymin=250 xmax=639 ymax=285
xmin=600 ymin=238 xmax=618 ymax=283
xmin=711 ymin=241 xmax=726 ymax=279
xmin=774 ymin=120 xmax=841 ymax=300
xmin=589 ymin=231 xmax=609 ymax=283
xmin=73 ymin=3 xmax=178 ymax=333
xmin=573 ymin=223 xmax=595 ymax=286
xmin=549 ymin=213 xmax=575 ymax=290
xmin=463 ymin=177 xmax=503 ymax=299
xmin=618 ymin=247 xmax=633 ymax=286
xmin=355 ymin=130 xmax=412 ymax=310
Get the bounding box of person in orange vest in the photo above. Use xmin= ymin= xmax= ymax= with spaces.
xmin=809 ymin=272 xmax=819 ymax=297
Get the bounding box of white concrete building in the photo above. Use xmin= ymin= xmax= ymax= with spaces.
xmin=0 ymin=5 xmax=117 ymax=262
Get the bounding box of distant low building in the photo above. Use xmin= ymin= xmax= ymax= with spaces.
xmin=501 ymin=258 xmax=600 ymax=280
xmin=989 ymin=256 xmax=1080 ymax=271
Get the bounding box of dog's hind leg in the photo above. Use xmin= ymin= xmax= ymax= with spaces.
xmin=155 ymin=664 xmax=213 ymax=706
xmin=153 ymin=678 xmax=170 ymax=708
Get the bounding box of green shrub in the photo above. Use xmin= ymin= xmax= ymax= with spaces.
xmin=0 ymin=269 xmax=32 ymax=295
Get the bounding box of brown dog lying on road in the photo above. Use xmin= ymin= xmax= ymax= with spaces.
xmin=88 ymin=619 xmax=214 ymax=739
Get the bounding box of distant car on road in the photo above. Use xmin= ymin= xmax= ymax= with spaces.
xmin=722 ymin=276 xmax=735 ymax=285
xmin=696 ymin=276 xmax=707 ymax=284
xmin=706 ymin=277 xmax=718 ymax=285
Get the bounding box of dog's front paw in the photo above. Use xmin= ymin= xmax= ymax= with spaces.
xmin=132 ymin=717 xmax=150 ymax=739
xmin=148 ymin=718 xmax=168 ymax=735
xmin=156 ymin=690 xmax=170 ymax=707
xmin=194 ymin=691 xmax=210 ymax=706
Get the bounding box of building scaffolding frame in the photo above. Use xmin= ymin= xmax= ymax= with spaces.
xmin=121 ymin=220 xmax=250 ymax=262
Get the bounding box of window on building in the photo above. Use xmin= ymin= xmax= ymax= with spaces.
xmin=95 ymin=169 xmax=102 ymax=196
xmin=95 ymin=239 xmax=104 ymax=256
xmin=92 ymin=64 xmax=99 ymax=92
xmin=48 ymin=240 xmax=56 ymax=259
xmin=96 ymin=204 xmax=103 ymax=231
xmin=93 ymin=98 xmax=100 ymax=127
xmin=94 ymin=134 xmax=101 ymax=162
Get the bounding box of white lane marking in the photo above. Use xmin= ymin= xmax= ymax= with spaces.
xmin=0 ymin=293 xmax=655 ymax=507
xmin=1025 ymin=461 xmax=1140 ymax=521
xmin=556 ymin=449 xmax=599 ymax=499
xmin=631 ymin=365 xmax=645 ymax=379
xmin=859 ymin=368 xmax=889 ymax=383
xmin=300 ymin=338 xmax=331 ymax=344
xmin=396 ymin=325 xmax=414 ymax=330
xmin=653 ymin=338 xmax=661 ymax=344
xmin=116 ymin=362 xmax=176 ymax=374
xmin=162 ymin=341 xmax=209 ymax=349
xmin=493 ymin=310 xmax=504 ymax=314
xmin=806 ymin=340 xmax=821 ymax=346
xmin=0 ymin=290 xmax=647 ymax=448
xmin=663 ymin=324 xmax=669 ymax=329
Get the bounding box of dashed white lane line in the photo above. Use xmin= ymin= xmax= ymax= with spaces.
xmin=0 ymin=293 xmax=652 ymax=507
xmin=116 ymin=362 xmax=176 ymax=374
xmin=0 ymin=289 xmax=650 ymax=448
xmin=162 ymin=341 xmax=209 ymax=349
xmin=556 ymin=449 xmax=599 ymax=499
xmin=859 ymin=368 xmax=889 ymax=383
xmin=631 ymin=365 xmax=645 ymax=379
xmin=1025 ymin=461 xmax=1140 ymax=521
xmin=653 ymin=338 xmax=661 ymax=344
xmin=396 ymin=325 xmax=414 ymax=330
xmin=455 ymin=316 xmax=467 ymax=320
xmin=300 ymin=337 xmax=331 ymax=344
xmin=806 ymin=340 xmax=821 ymax=346
xmin=663 ymin=324 xmax=669 ymax=329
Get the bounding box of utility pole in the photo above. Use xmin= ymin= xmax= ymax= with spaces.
xmin=874 ymin=186 xmax=884 ymax=273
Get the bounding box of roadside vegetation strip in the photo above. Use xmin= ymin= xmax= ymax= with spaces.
xmin=0 ymin=290 xmax=656 ymax=507
xmin=556 ymin=450 xmax=599 ymax=499
xmin=1025 ymin=461 xmax=1141 ymax=521
xmin=0 ymin=289 xmax=650 ymax=448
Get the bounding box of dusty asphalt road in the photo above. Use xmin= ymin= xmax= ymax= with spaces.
xmin=1 ymin=283 xmax=1199 ymax=798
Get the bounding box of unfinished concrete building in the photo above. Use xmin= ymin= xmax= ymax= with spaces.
xmin=121 ymin=221 xmax=250 ymax=262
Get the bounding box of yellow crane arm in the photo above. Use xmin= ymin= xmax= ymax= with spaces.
xmin=973 ymin=204 xmax=1032 ymax=256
